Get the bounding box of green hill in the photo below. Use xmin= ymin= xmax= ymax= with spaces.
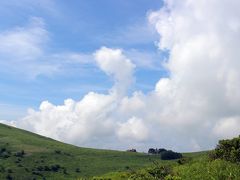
xmin=2 ymin=123 xmax=239 ymax=180
xmin=0 ymin=123 xmax=185 ymax=179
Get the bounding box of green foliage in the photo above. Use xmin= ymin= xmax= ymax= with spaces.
xmin=1 ymin=122 xmax=239 ymax=179
xmin=94 ymin=165 xmax=173 ymax=180
xmin=210 ymin=135 xmax=240 ymax=163
xmin=0 ymin=123 xmax=167 ymax=179
xmin=160 ymin=151 xmax=182 ymax=160
xmin=174 ymin=159 xmax=240 ymax=180
xmin=164 ymin=175 xmax=182 ymax=180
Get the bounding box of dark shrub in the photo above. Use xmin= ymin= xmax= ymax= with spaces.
xmin=125 ymin=166 xmax=130 ymax=170
xmin=36 ymin=166 xmax=44 ymax=171
xmin=44 ymin=166 xmax=51 ymax=171
xmin=157 ymin=148 xmax=167 ymax=154
xmin=177 ymin=157 xmax=190 ymax=165
xmin=14 ymin=150 xmax=25 ymax=158
xmin=51 ymin=164 xmax=61 ymax=172
xmin=54 ymin=150 xmax=61 ymax=154
xmin=1 ymin=147 xmax=6 ymax=153
xmin=1 ymin=152 xmax=10 ymax=159
xmin=160 ymin=150 xmax=182 ymax=160
xmin=127 ymin=149 xmax=137 ymax=152
xmin=6 ymin=174 xmax=13 ymax=180
xmin=32 ymin=171 xmax=43 ymax=177
xmin=148 ymin=148 xmax=167 ymax=154
xmin=75 ymin=168 xmax=80 ymax=173
xmin=148 ymin=148 xmax=157 ymax=154
xmin=210 ymin=135 xmax=240 ymax=163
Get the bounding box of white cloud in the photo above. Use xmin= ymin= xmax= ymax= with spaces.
xmin=213 ymin=117 xmax=240 ymax=139
xmin=15 ymin=48 xmax=147 ymax=150
xmin=0 ymin=17 xmax=47 ymax=59
xmin=5 ymin=0 xmax=240 ymax=151
xmin=94 ymin=47 xmax=135 ymax=96
xmin=0 ymin=17 xmax=96 ymax=78
xmin=117 ymin=117 xmax=149 ymax=142
xmin=0 ymin=120 xmax=16 ymax=127
xmin=146 ymin=0 xmax=240 ymax=146
xmin=0 ymin=17 xmax=60 ymax=77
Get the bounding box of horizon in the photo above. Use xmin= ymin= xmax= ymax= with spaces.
xmin=1 ymin=0 xmax=240 ymax=152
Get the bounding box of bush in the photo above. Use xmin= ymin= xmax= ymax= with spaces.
xmin=210 ymin=135 xmax=240 ymax=163
xmin=148 ymin=148 xmax=167 ymax=154
xmin=126 ymin=165 xmax=173 ymax=180
xmin=6 ymin=174 xmax=13 ymax=180
xmin=75 ymin=168 xmax=81 ymax=173
xmin=146 ymin=165 xmax=171 ymax=179
xmin=161 ymin=151 xmax=182 ymax=160
xmin=14 ymin=150 xmax=25 ymax=158
xmin=54 ymin=150 xmax=61 ymax=154
xmin=51 ymin=164 xmax=61 ymax=172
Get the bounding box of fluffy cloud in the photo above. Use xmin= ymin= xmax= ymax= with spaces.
xmin=213 ymin=117 xmax=240 ymax=139
xmin=16 ymin=47 xmax=144 ymax=149
xmin=94 ymin=47 xmax=135 ymax=96
xmin=8 ymin=0 xmax=240 ymax=151
xmin=147 ymin=0 xmax=240 ymax=145
xmin=117 ymin=117 xmax=149 ymax=142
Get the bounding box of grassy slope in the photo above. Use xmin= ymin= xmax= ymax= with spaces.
xmin=0 ymin=123 xmax=202 ymax=179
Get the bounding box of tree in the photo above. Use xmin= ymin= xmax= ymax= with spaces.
xmin=210 ymin=135 xmax=240 ymax=163
xmin=160 ymin=150 xmax=182 ymax=160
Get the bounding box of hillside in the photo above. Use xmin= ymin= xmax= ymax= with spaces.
xmin=0 ymin=123 xmax=188 ymax=179
xmin=1 ymin=123 xmax=240 ymax=179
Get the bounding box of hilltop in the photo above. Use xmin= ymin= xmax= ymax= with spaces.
xmin=0 ymin=123 xmax=185 ymax=179
xmin=1 ymin=123 xmax=239 ymax=179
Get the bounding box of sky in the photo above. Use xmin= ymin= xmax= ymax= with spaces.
xmin=0 ymin=0 xmax=164 ymax=120
xmin=1 ymin=0 xmax=240 ymax=152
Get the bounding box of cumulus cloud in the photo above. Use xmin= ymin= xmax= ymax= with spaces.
xmin=7 ymin=0 xmax=240 ymax=151
xmin=213 ymin=117 xmax=240 ymax=139
xmin=147 ymin=0 xmax=240 ymax=146
xmin=15 ymin=47 xmax=145 ymax=149
xmin=117 ymin=117 xmax=149 ymax=142
xmin=94 ymin=47 xmax=135 ymax=96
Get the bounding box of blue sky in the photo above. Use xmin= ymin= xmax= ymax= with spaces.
xmin=1 ymin=0 xmax=239 ymax=152
xmin=0 ymin=0 xmax=166 ymax=120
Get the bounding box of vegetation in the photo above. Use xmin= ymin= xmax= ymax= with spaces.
xmin=0 ymin=123 xmax=173 ymax=179
xmin=1 ymin=123 xmax=240 ymax=179
xmin=209 ymin=135 xmax=240 ymax=163
xmin=95 ymin=137 xmax=240 ymax=179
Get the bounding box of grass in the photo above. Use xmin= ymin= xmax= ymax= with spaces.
xmin=94 ymin=153 xmax=240 ymax=180
xmin=2 ymin=123 xmax=236 ymax=180
xmin=0 ymin=123 xmax=190 ymax=179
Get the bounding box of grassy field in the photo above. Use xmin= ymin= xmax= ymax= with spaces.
xmin=2 ymin=123 xmax=239 ymax=180
xmin=0 ymin=123 xmax=188 ymax=179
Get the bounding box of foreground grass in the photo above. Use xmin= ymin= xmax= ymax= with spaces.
xmin=0 ymin=123 xmax=177 ymax=179
xmin=2 ymin=123 xmax=237 ymax=180
xmin=95 ymin=154 xmax=240 ymax=179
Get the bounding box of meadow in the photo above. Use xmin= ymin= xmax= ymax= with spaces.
xmin=1 ymin=123 xmax=240 ymax=180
